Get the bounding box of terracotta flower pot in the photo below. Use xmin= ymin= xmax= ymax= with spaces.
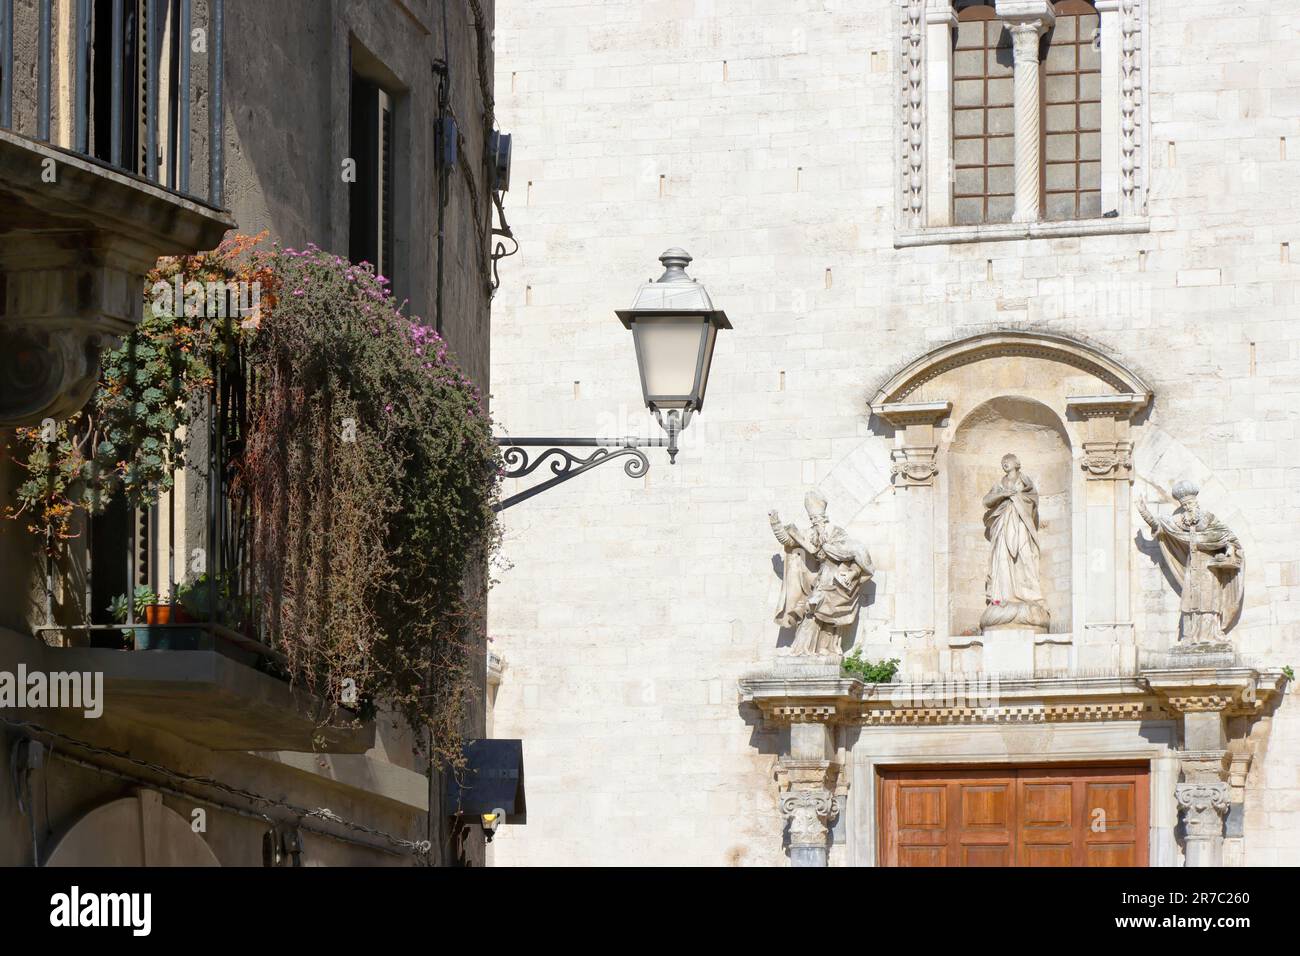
xmin=142 ymin=604 xmax=195 ymax=625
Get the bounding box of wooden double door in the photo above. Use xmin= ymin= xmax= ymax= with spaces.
xmin=879 ymin=765 xmax=1148 ymax=867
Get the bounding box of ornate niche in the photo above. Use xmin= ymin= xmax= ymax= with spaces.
xmin=871 ymin=330 xmax=1152 ymax=675
xmin=946 ymin=396 xmax=1073 ymax=638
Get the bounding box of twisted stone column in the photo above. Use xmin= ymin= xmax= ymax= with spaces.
xmin=996 ymin=1 xmax=1054 ymax=222
xmin=1010 ymin=21 xmax=1045 ymax=221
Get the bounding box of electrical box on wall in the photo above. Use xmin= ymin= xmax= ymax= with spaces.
xmin=489 ymin=130 xmax=512 ymax=192
xmin=437 ymin=116 xmax=458 ymax=169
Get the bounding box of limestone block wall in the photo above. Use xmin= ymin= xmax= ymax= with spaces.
xmin=489 ymin=0 xmax=1300 ymax=865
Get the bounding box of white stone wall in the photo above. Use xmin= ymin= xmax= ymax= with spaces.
xmin=489 ymin=0 xmax=1300 ymax=865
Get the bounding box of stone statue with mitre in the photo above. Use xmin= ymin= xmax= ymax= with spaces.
xmin=769 ymin=491 xmax=874 ymax=656
xmin=1138 ymin=479 xmax=1244 ymax=645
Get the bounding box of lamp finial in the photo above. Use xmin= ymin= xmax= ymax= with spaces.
xmin=657 ymin=248 xmax=693 ymax=282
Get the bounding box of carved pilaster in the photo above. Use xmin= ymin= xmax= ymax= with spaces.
xmin=1065 ymin=393 xmax=1149 ymax=648
xmin=899 ymin=0 xmax=926 ymax=229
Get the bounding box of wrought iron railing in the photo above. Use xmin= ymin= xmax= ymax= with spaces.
xmin=32 ymin=332 xmax=277 ymax=668
xmin=0 ymin=0 xmax=224 ymax=205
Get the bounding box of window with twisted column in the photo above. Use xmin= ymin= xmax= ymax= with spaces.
xmin=899 ymin=0 xmax=1146 ymax=243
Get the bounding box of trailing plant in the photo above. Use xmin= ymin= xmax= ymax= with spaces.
xmin=4 ymin=233 xmax=265 ymax=552
xmin=239 ymin=245 xmax=501 ymax=766
xmin=5 ymin=236 xmax=500 ymax=768
xmin=842 ymin=649 xmax=900 ymax=683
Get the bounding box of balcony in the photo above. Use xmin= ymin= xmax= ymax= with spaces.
xmin=0 ymin=0 xmax=234 ymax=427
xmin=13 ymin=318 xmax=377 ymax=754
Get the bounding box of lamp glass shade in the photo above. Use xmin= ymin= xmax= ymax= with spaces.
xmin=632 ymin=314 xmax=710 ymax=410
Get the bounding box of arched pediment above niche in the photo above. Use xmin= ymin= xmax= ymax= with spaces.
xmin=870 ymin=330 xmax=1153 ymax=410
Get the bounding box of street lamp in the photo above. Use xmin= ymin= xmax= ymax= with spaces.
xmin=494 ymin=248 xmax=730 ymax=511
xmin=618 ymin=247 xmax=731 ymax=460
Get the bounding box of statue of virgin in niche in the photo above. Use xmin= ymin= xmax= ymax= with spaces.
xmin=980 ymin=453 xmax=1051 ymax=633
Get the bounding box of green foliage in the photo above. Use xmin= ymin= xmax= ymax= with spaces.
xmin=242 ymin=245 xmax=501 ymax=767
xmin=5 ymin=237 xmax=500 ymax=769
xmin=841 ymin=649 xmax=900 ymax=683
xmin=175 ymin=571 xmax=245 ymax=625
xmin=93 ymin=306 xmax=211 ymax=508
xmin=4 ymin=237 xmax=254 ymax=549
xmin=108 ymin=585 xmax=160 ymax=624
xmin=1283 ymin=665 xmax=1295 ymax=682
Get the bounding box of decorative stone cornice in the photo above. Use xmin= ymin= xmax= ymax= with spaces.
xmin=1142 ymin=667 xmax=1281 ymax=717
xmin=1065 ymin=393 xmax=1151 ymax=420
xmin=741 ymin=671 xmax=1175 ymax=727
xmin=770 ymin=705 xmax=838 ymax=723
xmin=742 ymin=666 xmax=1286 ymax=729
xmin=860 ymin=701 xmax=1166 ymax=725
xmin=872 ymin=400 xmax=951 ymax=428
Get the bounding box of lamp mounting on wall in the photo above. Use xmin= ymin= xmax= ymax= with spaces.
xmin=493 ymin=248 xmax=730 ymax=511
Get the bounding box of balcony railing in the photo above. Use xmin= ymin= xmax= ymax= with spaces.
xmin=23 ymin=333 xmax=372 ymax=752
xmin=0 ymin=0 xmax=224 ymax=205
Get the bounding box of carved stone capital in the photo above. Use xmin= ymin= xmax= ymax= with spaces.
xmin=1081 ymin=440 xmax=1134 ymax=480
xmin=891 ymin=445 xmax=939 ymax=487
xmin=780 ymin=788 xmax=840 ymax=848
xmin=1007 ymin=17 xmax=1048 ymax=59
xmin=994 ymin=0 xmax=1056 ymax=30
xmin=1175 ymin=782 xmax=1229 ymax=839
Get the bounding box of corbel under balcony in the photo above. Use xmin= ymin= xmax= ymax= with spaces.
xmin=0 ymin=130 xmax=234 ymax=427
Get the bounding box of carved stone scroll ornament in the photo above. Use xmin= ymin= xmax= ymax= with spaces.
xmin=1175 ymin=782 xmax=1229 ymax=839
xmin=1081 ymin=440 xmax=1133 ymax=480
xmin=780 ymin=789 xmax=840 ymax=848
xmin=890 ymin=447 xmax=939 ymax=487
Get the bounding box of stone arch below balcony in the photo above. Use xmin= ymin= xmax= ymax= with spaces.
xmin=44 ymin=789 xmax=221 ymax=867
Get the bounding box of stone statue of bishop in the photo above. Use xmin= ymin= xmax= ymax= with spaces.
xmin=1138 ymin=479 xmax=1244 ymax=645
xmin=769 ymin=491 xmax=873 ymax=656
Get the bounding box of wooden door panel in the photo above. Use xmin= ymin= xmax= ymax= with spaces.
xmin=899 ymin=845 xmax=948 ymax=867
xmin=879 ymin=765 xmax=1148 ymax=868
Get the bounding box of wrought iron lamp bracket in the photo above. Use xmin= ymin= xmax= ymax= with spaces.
xmin=493 ymin=410 xmax=691 ymax=512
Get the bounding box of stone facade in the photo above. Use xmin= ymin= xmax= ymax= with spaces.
xmin=489 ymin=0 xmax=1300 ymax=865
